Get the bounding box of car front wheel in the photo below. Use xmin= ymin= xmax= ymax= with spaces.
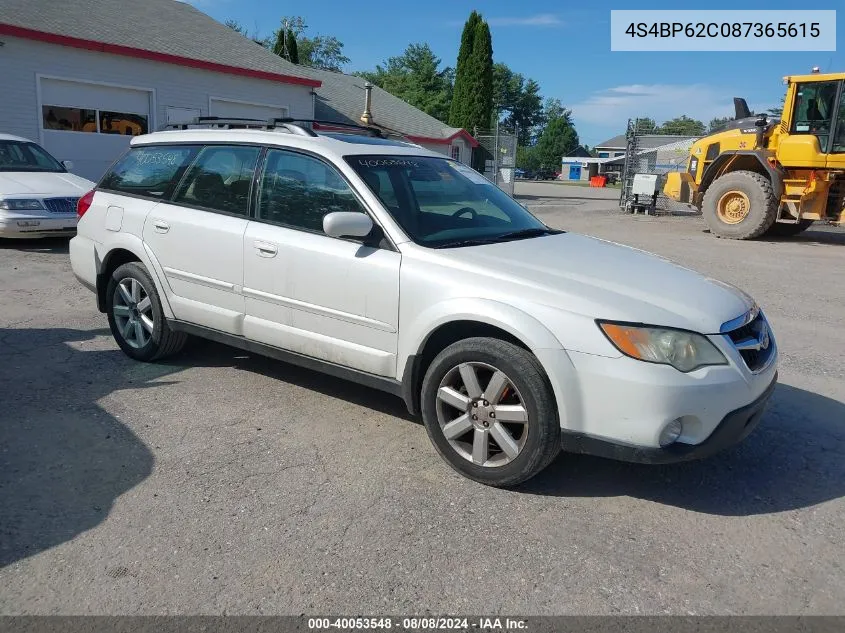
xmin=420 ymin=337 xmax=560 ymax=487
xmin=106 ymin=261 xmax=187 ymax=362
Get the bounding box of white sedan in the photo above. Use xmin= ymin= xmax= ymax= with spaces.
xmin=0 ymin=134 xmax=95 ymax=238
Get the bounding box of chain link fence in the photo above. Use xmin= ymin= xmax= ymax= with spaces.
xmin=474 ymin=129 xmax=518 ymax=197
xmin=618 ymin=119 xmax=702 ymax=215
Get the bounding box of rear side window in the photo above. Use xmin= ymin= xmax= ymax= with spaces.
xmin=100 ymin=145 xmax=199 ymax=198
xmin=173 ymin=145 xmax=261 ymax=216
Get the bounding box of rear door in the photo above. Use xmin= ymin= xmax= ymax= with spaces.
xmin=142 ymin=144 xmax=262 ymax=335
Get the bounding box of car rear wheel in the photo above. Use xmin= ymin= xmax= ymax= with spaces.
xmin=106 ymin=262 xmax=187 ymax=362
xmin=420 ymin=337 xmax=560 ymax=487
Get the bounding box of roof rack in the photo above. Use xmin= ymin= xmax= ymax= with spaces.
xmin=164 ymin=116 xmax=317 ymax=136
xmin=274 ymin=118 xmax=402 ymax=140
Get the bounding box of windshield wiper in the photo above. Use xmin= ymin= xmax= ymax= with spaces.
xmin=432 ymin=228 xmax=557 ymax=249
xmin=490 ymin=227 xmax=557 ymax=242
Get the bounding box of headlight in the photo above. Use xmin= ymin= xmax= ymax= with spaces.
xmin=0 ymin=198 xmax=45 ymax=210
xmin=598 ymin=321 xmax=727 ymax=372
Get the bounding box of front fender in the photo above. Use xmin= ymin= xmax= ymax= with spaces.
xmin=398 ymin=298 xmax=581 ymax=429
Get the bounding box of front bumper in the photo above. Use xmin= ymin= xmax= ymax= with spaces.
xmin=0 ymin=213 xmax=77 ymax=238
xmin=562 ymin=373 xmax=777 ymax=464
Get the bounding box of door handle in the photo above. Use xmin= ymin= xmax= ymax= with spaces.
xmin=254 ymin=240 xmax=278 ymax=257
xmin=153 ymin=220 xmax=170 ymax=234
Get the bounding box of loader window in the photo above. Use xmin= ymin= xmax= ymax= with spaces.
xmin=833 ymin=95 xmax=845 ymax=153
xmin=791 ymin=81 xmax=839 ymax=151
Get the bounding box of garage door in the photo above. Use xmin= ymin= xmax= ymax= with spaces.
xmin=209 ymin=98 xmax=288 ymax=123
xmin=40 ymin=78 xmax=152 ymax=181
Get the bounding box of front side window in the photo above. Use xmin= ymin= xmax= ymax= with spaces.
xmin=0 ymin=141 xmax=65 ymax=172
xmin=790 ymin=80 xmax=840 ymax=151
xmin=257 ymin=149 xmax=367 ymax=232
xmin=346 ymin=155 xmax=551 ymax=247
xmin=100 ymin=145 xmax=199 ymax=198
xmin=174 ymin=145 xmax=260 ymax=216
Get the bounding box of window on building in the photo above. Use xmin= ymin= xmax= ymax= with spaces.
xmin=598 ymin=151 xmax=609 ymax=158
xmin=257 ymin=149 xmax=367 ymax=232
xmin=42 ymin=106 xmax=98 ymax=133
xmin=42 ymin=106 xmax=148 ymax=136
xmin=450 ymin=145 xmax=461 ymax=161
xmin=99 ymin=111 xmax=149 ymax=136
xmin=173 ymin=145 xmax=260 ymax=216
xmin=100 ymin=145 xmax=199 ymax=199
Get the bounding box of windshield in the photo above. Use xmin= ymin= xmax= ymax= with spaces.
xmin=0 ymin=141 xmax=65 ymax=173
xmin=346 ymin=155 xmax=553 ymax=247
xmin=0 ymin=140 xmax=65 ymax=172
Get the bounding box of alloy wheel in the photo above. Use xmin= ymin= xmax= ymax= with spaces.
xmin=435 ymin=362 xmax=529 ymax=468
xmin=112 ymin=277 xmax=154 ymax=349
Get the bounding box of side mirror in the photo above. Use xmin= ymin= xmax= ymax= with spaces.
xmin=323 ymin=211 xmax=374 ymax=239
xmin=61 ymin=160 xmax=74 ymax=170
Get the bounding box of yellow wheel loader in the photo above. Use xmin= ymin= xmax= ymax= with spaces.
xmin=664 ymin=69 xmax=845 ymax=239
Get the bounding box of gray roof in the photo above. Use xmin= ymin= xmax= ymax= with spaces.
xmin=308 ymin=68 xmax=470 ymax=141
xmin=0 ymin=0 xmax=319 ymax=85
xmin=595 ymin=134 xmax=695 ymax=150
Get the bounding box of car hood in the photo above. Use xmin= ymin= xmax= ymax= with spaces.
xmin=0 ymin=171 xmax=95 ymax=197
xmin=433 ymin=232 xmax=754 ymax=334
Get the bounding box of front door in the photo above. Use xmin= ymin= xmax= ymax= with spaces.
xmin=142 ymin=144 xmax=261 ymax=334
xmin=569 ymin=164 xmax=581 ymax=180
xmin=242 ymin=148 xmax=400 ymax=377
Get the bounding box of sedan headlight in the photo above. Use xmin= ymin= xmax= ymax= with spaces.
xmin=598 ymin=321 xmax=727 ymax=372
xmin=0 ymin=198 xmax=45 ymax=210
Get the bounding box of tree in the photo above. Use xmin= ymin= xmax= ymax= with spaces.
xmin=492 ymin=63 xmax=543 ymax=145
xmin=768 ymin=95 xmax=785 ymax=118
xmin=272 ymin=27 xmax=299 ymax=64
xmin=224 ymin=19 xmax=268 ymax=47
xmin=657 ymin=115 xmax=706 ymax=135
xmin=634 ymin=117 xmax=657 ymax=134
xmin=534 ymin=104 xmax=579 ymax=169
xmin=448 ymin=11 xmax=481 ymax=129
xmin=708 ymin=116 xmax=733 ymax=132
xmin=448 ymin=12 xmax=493 ymax=134
xmin=356 ymin=44 xmax=454 ymax=122
xmin=299 ymin=35 xmax=349 ymax=71
xmin=517 ymin=145 xmax=540 ymax=171
xmin=269 ymin=16 xmax=349 ymax=70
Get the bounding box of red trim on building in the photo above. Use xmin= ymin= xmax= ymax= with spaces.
xmin=406 ymin=129 xmax=479 ymax=148
xmin=0 ymin=23 xmax=322 ymax=88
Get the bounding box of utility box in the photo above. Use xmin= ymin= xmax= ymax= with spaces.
xmin=632 ymin=173 xmax=659 ymax=196
xmin=629 ymin=173 xmax=660 ymax=215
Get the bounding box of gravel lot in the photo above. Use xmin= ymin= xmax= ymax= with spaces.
xmin=1 ymin=182 xmax=843 ymax=615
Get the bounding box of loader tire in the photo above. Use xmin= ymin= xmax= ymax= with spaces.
xmin=765 ymin=219 xmax=814 ymax=237
xmin=702 ymin=170 xmax=778 ymax=240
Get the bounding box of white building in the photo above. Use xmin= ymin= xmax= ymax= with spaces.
xmin=0 ymin=0 xmax=320 ymax=180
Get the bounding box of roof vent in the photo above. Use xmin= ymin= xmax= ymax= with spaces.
xmin=361 ymin=82 xmax=373 ymax=125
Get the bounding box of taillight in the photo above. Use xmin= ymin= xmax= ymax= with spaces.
xmin=77 ymin=189 xmax=95 ymax=218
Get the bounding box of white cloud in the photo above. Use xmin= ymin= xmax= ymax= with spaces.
xmin=570 ymin=83 xmax=734 ymax=132
xmin=486 ymin=14 xmax=563 ymax=27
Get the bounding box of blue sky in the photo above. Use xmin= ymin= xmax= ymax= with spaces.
xmin=187 ymin=0 xmax=844 ymax=146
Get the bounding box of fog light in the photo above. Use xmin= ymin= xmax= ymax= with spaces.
xmin=659 ymin=419 xmax=683 ymax=447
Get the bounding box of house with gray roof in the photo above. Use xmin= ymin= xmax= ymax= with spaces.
xmin=0 ymin=0 xmax=321 ymax=179
xmin=307 ymin=68 xmax=478 ymax=164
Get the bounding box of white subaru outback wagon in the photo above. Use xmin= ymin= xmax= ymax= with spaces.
xmin=70 ymin=120 xmax=778 ymax=486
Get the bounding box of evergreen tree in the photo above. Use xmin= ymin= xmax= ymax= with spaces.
xmin=469 ymin=18 xmax=494 ymax=134
xmin=448 ymin=11 xmax=482 ymax=128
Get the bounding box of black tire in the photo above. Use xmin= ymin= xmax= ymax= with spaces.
xmin=765 ymin=219 xmax=814 ymax=237
xmin=420 ymin=337 xmax=560 ymax=487
xmin=106 ymin=261 xmax=187 ymax=362
xmin=701 ymin=170 xmax=777 ymax=239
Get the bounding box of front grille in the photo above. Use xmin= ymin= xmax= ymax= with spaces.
xmin=43 ymin=197 xmax=79 ymax=214
xmin=725 ymin=312 xmax=774 ymax=372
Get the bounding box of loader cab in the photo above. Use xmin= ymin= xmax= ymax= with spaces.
xmin=778 ymin=73 xmax=845 ymax=169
